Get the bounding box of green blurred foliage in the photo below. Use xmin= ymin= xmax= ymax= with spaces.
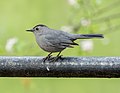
xmin=1 ymin=78 xmax=120 ymax=93
xmin=0 ymin=0 xmax=120 ymax=56
xmin=0 ymin=0 xmax=120 ymax=93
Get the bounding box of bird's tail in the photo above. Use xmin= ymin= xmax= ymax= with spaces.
xmin=74 ymin=34 xmax=104 ymax=39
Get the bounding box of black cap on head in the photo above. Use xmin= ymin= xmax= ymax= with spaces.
xmin=33 ymin=24 xmax=47 ymax=29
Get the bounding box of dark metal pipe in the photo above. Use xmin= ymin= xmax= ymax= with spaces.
xmin=0 ymin=56 xmax=120 ymax=77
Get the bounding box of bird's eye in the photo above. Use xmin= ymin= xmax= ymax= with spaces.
xmin=35 ymin=28 xmax=39 ymax=30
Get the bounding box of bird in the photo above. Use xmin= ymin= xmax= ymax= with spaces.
xmin=26 ymin=24 xmax=104 ymax=62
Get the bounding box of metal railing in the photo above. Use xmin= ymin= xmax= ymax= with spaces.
xmin=0 ymin=56 xmax=120 ymax=77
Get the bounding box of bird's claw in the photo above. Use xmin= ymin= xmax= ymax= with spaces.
xmin=43 ymin=52 xmax=63 ymax=63
xmin=43 ymin=54 xmax=53 ymax=62
xmin=49 ymin=55 xmax=63 ymax=62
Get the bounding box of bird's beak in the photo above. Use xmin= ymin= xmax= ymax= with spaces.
xmin=26 ymin=29 xmax=34 ymax=32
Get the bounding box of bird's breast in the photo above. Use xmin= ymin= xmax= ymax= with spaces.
xmin=35 ymin=35 xmax=63 ymax=52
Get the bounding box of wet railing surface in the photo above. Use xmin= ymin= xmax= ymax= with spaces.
xmin=0 ymin=56 xmax=120 ymax=77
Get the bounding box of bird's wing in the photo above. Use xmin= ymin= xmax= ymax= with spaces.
xmin=45 ymin=34 xmax=78 ymax=49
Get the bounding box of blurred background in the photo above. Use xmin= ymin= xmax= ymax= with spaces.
xmin=0 ymin=0 xmax=120 ymax=93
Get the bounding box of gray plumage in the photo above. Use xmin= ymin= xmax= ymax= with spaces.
xmin=26 ymin=24 xmax=104 ymax=61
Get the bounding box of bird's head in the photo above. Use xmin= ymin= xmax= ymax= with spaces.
xmin=26 ymin=24 xmax=48 ymax=33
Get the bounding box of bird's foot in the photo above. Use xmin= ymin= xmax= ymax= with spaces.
xmin=49 ymin=55 xmax=63 ymax=62
xmin=43 ymin=54 xmax=53 ymax=62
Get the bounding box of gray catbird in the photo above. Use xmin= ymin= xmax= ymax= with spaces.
xmin=26 ymin=24 xmax=104 ymax=61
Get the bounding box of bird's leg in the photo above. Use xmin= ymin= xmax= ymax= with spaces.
xmin=46 ymin=52 xmax=53 ymax=59
xmin=51 ymin=51 xmax=63 ymax=62
xmin=43 ymin=52 xmax=52 ymax=62
xmin=56 ymin=51 xmax=63 ymax=58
